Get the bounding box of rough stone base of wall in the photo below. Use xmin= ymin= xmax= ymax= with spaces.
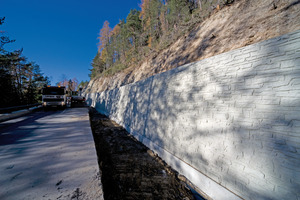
xmin=86 ymin=29 xmax=300 ymax=200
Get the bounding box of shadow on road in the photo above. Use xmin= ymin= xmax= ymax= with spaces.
xmin=0 ymin=107 xmax=103 ymax=200
xmin=0 ymin=110 xmax=59 ymax=146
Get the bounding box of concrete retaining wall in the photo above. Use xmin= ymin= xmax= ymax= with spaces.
xmin=86 ymin=29 xmax=300 ymax=200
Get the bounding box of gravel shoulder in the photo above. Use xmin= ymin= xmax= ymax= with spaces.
xmin=89 ymin=108 xmax=206 ymax=200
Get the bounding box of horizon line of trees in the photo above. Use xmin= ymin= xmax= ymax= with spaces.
xmin=90 ymin=0 xmax=234 ymax=79
xmin=55 ymin=75 xmax=89 ymax=93
xmin=0 ymin=17 xmax=50 ymax=108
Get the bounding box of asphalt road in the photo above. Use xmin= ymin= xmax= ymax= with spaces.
xmin=0 ymin=107 xmax=104 ymax=200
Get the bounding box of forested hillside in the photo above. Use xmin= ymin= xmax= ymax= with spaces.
xmin=87 ymin=0 xmax=300 ymax=93
xmin=90 ymin=0 xmax=230 ymax=78
xmin=0 ymin=17 xmax=50 ymax=107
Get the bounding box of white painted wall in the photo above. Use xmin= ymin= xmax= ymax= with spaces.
xmin=86 ymin=29 xmax=300 ymax=200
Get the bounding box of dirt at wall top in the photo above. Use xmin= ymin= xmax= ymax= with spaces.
xmin=85 ymin=0 xmax=300 ymax=93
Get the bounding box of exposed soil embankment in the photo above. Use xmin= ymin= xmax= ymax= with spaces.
xmin=89 ymin=108 xmax=205 ymax=200
xmin=86 ymin=0 xmax=300 ymax=93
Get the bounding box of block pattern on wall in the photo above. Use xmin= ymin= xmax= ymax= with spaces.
xmin=86 ymin=29 xmax=300 ymax=200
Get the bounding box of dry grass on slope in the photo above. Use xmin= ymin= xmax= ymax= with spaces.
xmin=86 ymin=0 xmax=300 ymax=93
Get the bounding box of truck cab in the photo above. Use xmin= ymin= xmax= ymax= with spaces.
xmin=42 ymin=86 xmax=67 ymax=109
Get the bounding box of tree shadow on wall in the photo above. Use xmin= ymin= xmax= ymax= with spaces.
xmin=111 ymin=31 xmax=300 ymax=199
xmin=175 ymin=35 xmax=299 ymax=199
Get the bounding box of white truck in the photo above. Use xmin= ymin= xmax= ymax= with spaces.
xmin=42 ymin=86 xmax=67 ymax=109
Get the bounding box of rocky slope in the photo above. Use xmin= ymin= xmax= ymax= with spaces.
xmin=85 ymin=0 xmax=300 ymax=93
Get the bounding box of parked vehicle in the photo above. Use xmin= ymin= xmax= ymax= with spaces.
xmin=70 ymin=91 xmax=85 ymax=107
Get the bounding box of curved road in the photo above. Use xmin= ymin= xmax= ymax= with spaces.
xmin=0 ymin=108 xmax=103 ymax=200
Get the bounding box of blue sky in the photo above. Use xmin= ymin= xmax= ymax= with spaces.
xmin=1 ymin=0 xmax=140 ymax=85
